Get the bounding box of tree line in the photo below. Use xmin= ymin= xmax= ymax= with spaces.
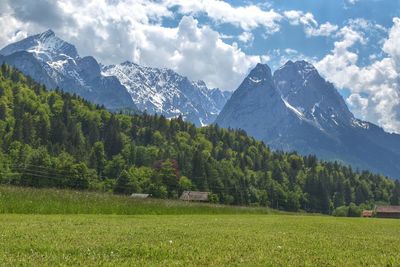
xmin=0 ymin=64 xmax=399 ymax=215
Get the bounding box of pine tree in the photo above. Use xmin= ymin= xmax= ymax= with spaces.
xmin=89 ymin=142 xmax=107 ymax=175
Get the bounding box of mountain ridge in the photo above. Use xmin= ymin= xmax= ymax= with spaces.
xmin=216 ymin=60 xmax=400 ymax=178
xmin=0 ymin=30 xmax=137 ymax=111
xmin=102 ymin=61 xmax=231 ymax=126
xmin=0 ymin=30 xmax=231 ymax=126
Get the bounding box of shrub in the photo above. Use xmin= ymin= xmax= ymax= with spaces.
xmin=333 ymin=206 xmax=349 ymax=217
xmin=348 ymin=203 xmax=362 ymax=217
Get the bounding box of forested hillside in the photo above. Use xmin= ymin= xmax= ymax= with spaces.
xmin=0 ymin=65 xmax=399 ymax=214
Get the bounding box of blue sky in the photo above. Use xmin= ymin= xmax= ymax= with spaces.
xmin=184 ymin=0 xmax=399 ymax=70
xmin=0 ymin=0 xmax=400 ymax=133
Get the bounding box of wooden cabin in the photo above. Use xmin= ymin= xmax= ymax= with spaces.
xmin=375 ymin=205 xmax=400 ymax=218
xmin=180 ymin=191 xmax=209 ymax=202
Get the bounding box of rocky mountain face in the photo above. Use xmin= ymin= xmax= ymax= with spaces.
xmin=0 ymin=30 xmax=137 ymax=111
xmin=0 ymin=30 xmax=231 ymax=126
xmin=102 ymin=62 xmax=231 ymax=126
xmin=216 ymin=60 xmax=400 ymax=178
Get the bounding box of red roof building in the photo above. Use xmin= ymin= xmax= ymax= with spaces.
xmin=362 ymin=210 xmax=373 ymax=217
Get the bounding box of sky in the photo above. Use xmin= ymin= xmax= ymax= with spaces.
xmin=0 ymin=0 xmax=400 ymax=133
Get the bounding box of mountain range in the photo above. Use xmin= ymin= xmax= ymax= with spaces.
xmin=102 ymin=62 xmax=231 ymax=126
xmin=0 ymin=30 xmax=230 ymax=126
xmin=216 ymin=61 xmax=400 ymax=178
xmin=1 ymin=30 xmax=400 ymax=178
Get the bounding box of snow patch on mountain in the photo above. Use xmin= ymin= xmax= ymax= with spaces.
xmin=282 ymin=97 xmax=304 ymax=118
xmin=352 ymin=118 xmax=370 ymax=129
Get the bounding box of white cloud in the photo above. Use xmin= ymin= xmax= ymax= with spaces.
xmin=316 ymin=18 xmax=400 ymax=133
xmin=383 ymin=18 xmax=400 ymax=69
xmin=164 ymin=0 xmax=283 ymax=32
xmin=0 ymin=15 xmax=29 ymax=47
xmin=238 ymin=32 xmax=254 ymax=44
xmin=1 ymin=0 xmax=261 ymax=91
xmin=306 ymin=22 xmax=339 ymax=37
xmin=284 ymin=10 xmax=317 ymax=27
xmin=2 ymin=0 xmax=379 ymax=104
xmin=139 ymin=16 xmax=260 ymax=90
xmin=347 ymin=0 xmax=359 ymax=5
xmin=284 ymin=48 xmax=298 ymax=54
xmin=269 ymin=48 xmax=316 ymax=69
xmin=284 ymin=10 xmax=338 ymax=37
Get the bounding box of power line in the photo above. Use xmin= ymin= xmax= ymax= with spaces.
xmin=1 ymin=162 xmax=269 ymax=192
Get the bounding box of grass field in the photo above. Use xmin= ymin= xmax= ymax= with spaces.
xmin=0 ymin=186 xmax=272 ymax=215
xmin=1 ymin=186 xmax=399 ymax=266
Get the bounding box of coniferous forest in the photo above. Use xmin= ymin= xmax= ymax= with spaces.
xmin=1 ymin=64 xmax=399 ymax=215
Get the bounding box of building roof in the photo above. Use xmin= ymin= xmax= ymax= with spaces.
xmin=375 ymin=205 xmax=400 ymax=213
xmin=180 ymin=191 xmax=209 ymax=201
xmin=130 ymin=193 xmax=150 ymax=198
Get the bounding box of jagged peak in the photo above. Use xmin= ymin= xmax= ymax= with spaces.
xmin=294 ymin=60 xmax=317 ymax=71
xmin=283 ymin=60 xmax=294 ymax=66
xmin=252 ymin=63 xmax=271 ymax=73
xmin=39 ymin=29 xmax=55 ymax=39
xmin=194 ymin=80 xmax=207 ymax=87
xmin=0 ymin=30 xmax=79 ymax=61
xmin=247 ymin=63 xmax=272 ymax=83
xmin=120 ymin=60 xmax=138 ymax=66
xmin=278 ymin=60 xmax=318 ymax=77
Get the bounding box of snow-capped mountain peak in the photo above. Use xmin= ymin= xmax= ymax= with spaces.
xmin=1 ymin=30 xmax=231 ymax=125
xmin=1 ymin=29 xmax=78 ymax=62
xmin=0 ymin=30 xmax=136 ymax=111
xmin=102 ymin=61 xmax=231 ymax=126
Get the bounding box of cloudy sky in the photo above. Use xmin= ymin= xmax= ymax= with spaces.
xmin=1 ymin=0 xmax=400 ymax=133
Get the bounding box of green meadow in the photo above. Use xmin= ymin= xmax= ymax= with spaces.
xmin=0 ymin=186 xmax=399 ymax=266
xmin=0 ymin=186 xmax=272 ymax=215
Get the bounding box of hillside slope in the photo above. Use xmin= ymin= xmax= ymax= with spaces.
xmin=0 ymin=64 xmax=398 ymax=214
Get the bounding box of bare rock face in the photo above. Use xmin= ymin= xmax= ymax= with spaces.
xmin=216 ymin=61 xmax=400 ymax=179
